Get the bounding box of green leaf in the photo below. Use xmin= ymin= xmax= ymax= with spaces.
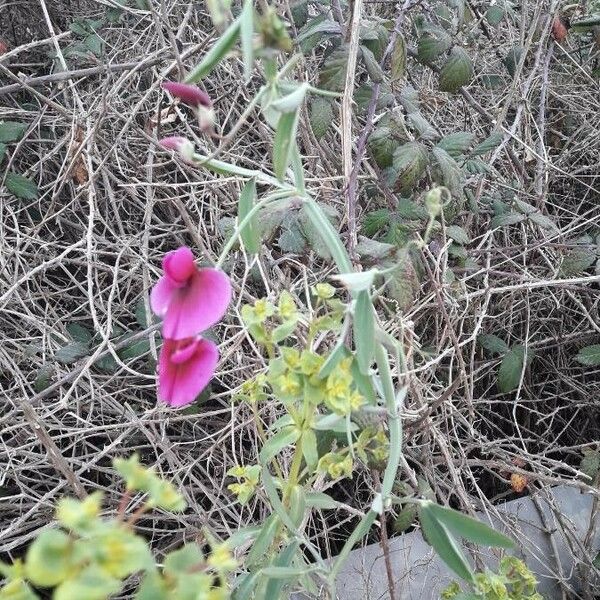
xmin=485 ymin=4 xmax=505 ymax=26
xmin=570 ymin=14 xmax=600 ymax=31
xmin=301 ymin=428 xmax=318 ymax=471
xmin=419 ymin=503 xmax=474 ymax=583
xmin=246 ymin=514 xmax=279 ymax=567
xmin=390 ymin=33 xmax=407 ymax=81
xmin=94 ymin=526 xmax=154 ymax=578
xmin=367 ymin=127 xmax=397 ymax=168
xmin=354 ymin=290 xmax=375 ymax=374
xmin=164 ymin=545 xmax=202 ymax=577
xmin=135 ymin=571 xmax=169 ymax=600
xmin=0 ymin=143 xmax=6 ymax=165
xmin=305 ymin=491 xmax=338 ymax=509
xmin=119 ymin=338 xmax=151 ymax=361
xmin=270 ymin=82 xmax=309 ymax=113
xmin=439 ymin=47 xmax=474 ymax=93
xmin=470 ymin=132 xmax=503 ymax=156
xmin=319 ymin=46 xmax=348 ymax=91
xmin=560 ymin=247 xmax=596 ymax=275
xmin=309 ymin=96 xmax=333 ymax=140
xmin=478 ymin=334 xmax=509 ymax=355
xmin=240 ymin=0 xmax=254 ymax=81
xmin=362 ymin=209 xmax=392 ymax=236
xmin=432 ymin=147 xmax=463 ymax=198
xmin=417 ymin=28 xmax=452 ymax=64
xmin=333 ymin=269 xmax=377 ymax=292
xmin=5 ymin=173 xmax=39 ymax=200
xmin=528 ymin=212 xmax=558 ymax=232
xmin=25 ymin=530 xmax=73 ymax=587
xmin=55 ymin=341 xmax=89 ymax=364
xmin=34 ymin=365 xmax=53 ymax=392
xmin=278 ymin=223 xmax=306 ymax=253
xmin=360 ymin=45 xmax=384 ymax=83
xmin=273 ymin=110 xmax=300 ymax=181
xmin=260 ymin=427 xmax=300 ymax=463
xmin=503 ymin=46 xmax=522 ymax=78
xmin=0 ymin=122 xmax=27 ymax=143
xmin=437 ymin=132 xmax=475 ymax=157
xmin=66 ymin=323 xmax=93 ymax=343
xmin=264 ymin=542 xmax=300 ymax=597
xmin=426 ymin=503 xmax=514 ymax=548
xmin=84 ymin=33 xmax=103 ymax=56
xmin=498 ymin=345 xmax=533 ymax=393
xmin=53 ymin=565 xmax=121 ymax=600
xmin=238 ymin=178 xmax=260 ymax=254
xmin=490 ymin=213 xmax=526 ymax=228
xmin=407 ymin=112 xmax=438 ymax=141
xmin=575 ymin=345 xmax=600 ymax=367
xmin=393 ymin=504 xmax=418 ymax=533
xmin=185 ymin=18 xmax=241 ymax=82
xmin=389 ymin=141 xmax=428 ymax=194
xmin=580 ymin=451 xmax=600 ymax=480
xmin=446 ymin=225 xmax=469 ymax=245
xmin=0 ymin=579 xmax=40 ymax=600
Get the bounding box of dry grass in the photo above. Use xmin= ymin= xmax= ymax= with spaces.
xmin=1 ymin=0 xmax=599 ymax=596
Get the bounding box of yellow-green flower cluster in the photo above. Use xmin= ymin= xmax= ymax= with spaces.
xmin=318 ymin=452 xmax=353 ymax=479
xmin=324 ymin=357 xmax=365 ymax=416
xmin=227 ymin=465 xmax=261 ymax=505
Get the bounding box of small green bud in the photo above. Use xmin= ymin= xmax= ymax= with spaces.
xmin=425 ymin=186 xmax=444 ymax=217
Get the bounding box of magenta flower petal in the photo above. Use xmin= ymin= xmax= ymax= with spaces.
xmin=162 ymin=268 xmax=232 ymax=340
xmin=150 ymin=275 xmax=177 ymax=317
xmin=162 ymin=81 xmax=212 ymax=108
xmin=158 ymin=338 xmax=219 ymax=407
xmin=163 ymin=247 xmax=195 ymax=284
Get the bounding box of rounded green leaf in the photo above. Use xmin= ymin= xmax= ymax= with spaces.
xmin=439 ymin=47 xmax=474 ymax=93
xmin=25 ymin=529 xmax=73 ymax=587
xmin=5 ymin=173 xmax=39 ymax=200
xmin=575 ymin=345 xmax=600 ymax=367
xmin=0 ymin=122 xmax=27 ymax=143
xmin=417 ymin=28 xmax=452 ymax=64
xmin=309 ymin=97 xmax=333 ymax=140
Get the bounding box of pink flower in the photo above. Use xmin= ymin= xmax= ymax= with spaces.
xmin=158 ymin=337 xmax=219 ymax=406
xmin=151 ymin=247 xmax=231 ymax=340
xmin=159 ymin=136 xmax=195 ymax=162
xmin=162 ymin=81 xmax=212 ymax=108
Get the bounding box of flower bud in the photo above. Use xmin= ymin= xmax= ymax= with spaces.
xmin=159 ymin=136 xmax=195 ymax=162
xmin=425 ymin=186 xmax=443 ymax=218
xmin=162 ymin=81 xmax=212 ymax=109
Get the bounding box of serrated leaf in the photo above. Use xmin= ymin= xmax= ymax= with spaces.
xmin=446 ymin=225 xmax=469 ymax=245
xmin=560 ymin=247 xmax=596 ymax=275
xmin=384 ymin=251 xmax=419 ymax=311
xmin=360 ymin=45 xmax=384 ymax=82
xmin=389 ymin=141 xmax=428 ymax=194
xmin=0 ymin=143 xmax=5 ymax=165
xmin=185 ymin=18 xmax=241 ymax=82
xmin=470 ymin=132 xmax=503 ymax=156
xmin=356 ymin=236 xmax=396 ymax=261
xmin=273 ymin=109 xmax=300 ymax=181
xmin=439 ymin=47 xmax=473 ymax=93
xmin=66 ymin=323 xmax=93 ymax=343
xmin=119 ymin=339 xmax=151 ymax=361
xmin=503 ymin=46 xmax=522 ymax=78
xmin=478 ymin=334 xmax=509 ymax=355
xmin=575 ymin=345 xmax=600 ymax=367
xmin=238 ymin=178 xmax=260 ymax=254
xmin=407 ymin=112 xmax=438 ymax=141
xmin=277 ymin=226 xmax=306 ymax=254
xmin=437 ymin=132 xmax=475 ymax=157
xmin=297 ymin=17 xmax=341 ymax=44
xmin=319 ymin=46 xmax=348 ymax=92
xmin=55 ymin=341 xmax=89 ymax=364
xmin=5 ymin=173 xmax=39 ymax=200
xmin=490 ymin=213 xmax=526 ymax=228
xmin=84 ymin=33 xmax=103 ymax=56
xmin=391 ymin=33 xmax=407 ymax=81
xmin=417 ymin=28 xmax=452 ymax=64
xmin=362 ymin=209 xmax=392 ymax=236
xmin=485 ymin=4 xmax=505 ymax=26
xmin=34 ymin=365 xmax=54 ymax=393
xmin=432 ymin=147 xmax=463 ymax=197
xmin=0 ymin=121 xmax=27 ymax=143
xmin=368 ymin=127 xmax=397 ymax=168
xmin=528 ymin=212 xmax=558 ymax=232
xmin=419 ymin=503 xmax=474 ymax=583
xmin=498 ymin=345 xmax=533 ymax=393
xmin=309 ymin=97 xmax=333 ymax=140
xmin=399 ymin=85 xmax=420 ymax=114
xmin=298 ymin=202 xmax=338 ymax=260
xmin=290 ymin=0 xmax=308 ymax=28
xmin=580 ymin=451 xmax=600 ymax=479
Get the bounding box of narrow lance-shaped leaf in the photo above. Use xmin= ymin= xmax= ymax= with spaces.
xmin=240 ymin=0 xmax=254 ymax=81
xmin=273 ymin=109 xmax=301 ymax=181
xmin=419 ymin=502 xmax=474 ymax=583
xmin=270 ymin=82 xmax=309 ymax=113
xmin=354 ymin=290 xmax=375 ymax=374
xmin=426 ymin=503 xmax=515 ymax=548
xmin=185 ymin=18 xmax=241 ymax=82
xmin=238 ymin=178 xmax=260 ymax=254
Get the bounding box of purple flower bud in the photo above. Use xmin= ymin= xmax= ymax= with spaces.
xmin=159 ymin=136 xmax=195 ymax=162
xmin=162 ymin=81 xmax=212 ymax=109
